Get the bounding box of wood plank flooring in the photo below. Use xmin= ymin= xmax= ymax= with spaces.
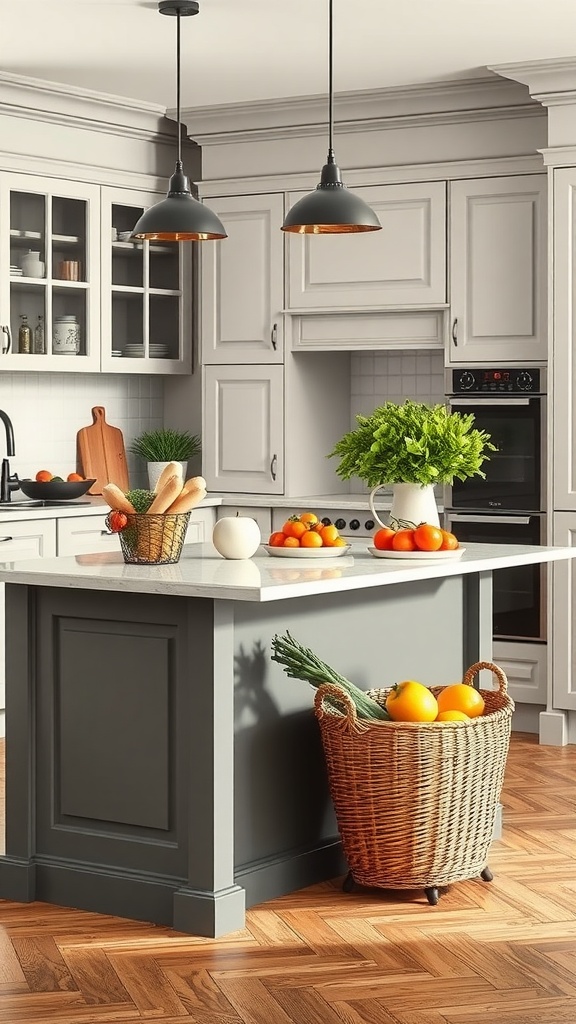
xmin=0 ymin=733 xmax=576 ymax=1023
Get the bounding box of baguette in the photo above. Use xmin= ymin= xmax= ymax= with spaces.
xmin=153 ymin=461 xmax=184 ymax=495
xmin=165 ymin=484 xmax=207 ymax=514
xmin=102 ymin=483 xmax=136 ymax=514
xmin=147 ymin=473 xmax=183 ymax=514
xmin=182 ymin=475 xmax=206 ymax=495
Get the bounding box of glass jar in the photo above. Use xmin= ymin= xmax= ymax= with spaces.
xmin=18 ymin=314 xmax=31 ymax=354
xmin=52 ymin=315 xmax=80 ymax=355
xmin=33 ymin=315 xmax=45 ymax=355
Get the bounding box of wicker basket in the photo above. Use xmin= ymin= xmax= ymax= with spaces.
xmin=314 ymin=661 xmax=514 ymax=893
xmin=107 ymin=511 xmax=191 ymax=565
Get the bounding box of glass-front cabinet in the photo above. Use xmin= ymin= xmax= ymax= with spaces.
xmin=0 ymin=173 xmax=100 ymax=370
xmin=100 ymin=187 xmax=192 ymax=374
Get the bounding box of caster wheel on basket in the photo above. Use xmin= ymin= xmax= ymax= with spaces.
xmin=425 ymin=886 xmax=440 ymax=906
xmin=480 ymin=866 xmax=494 ymax=882
xmin=342 ymin=872 xmax=356 ymax=893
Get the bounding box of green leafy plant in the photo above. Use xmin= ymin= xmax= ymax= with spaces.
xmin=128 ymin=428 xmax=201 ymax=463
xmin=329 ymin=400 xmax=496 ymax=487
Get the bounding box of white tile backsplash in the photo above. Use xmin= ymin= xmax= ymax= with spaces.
xmin=0 ymin=372 xmax=163 ymax=488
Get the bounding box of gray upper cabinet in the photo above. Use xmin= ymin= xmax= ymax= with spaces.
xmin=448 ymin=174 xmax=547 ymax=365
xmin=286 ymin=181 xmax=447 ymax=311
xmin=201 ymin=193 xmax=284 ymax=364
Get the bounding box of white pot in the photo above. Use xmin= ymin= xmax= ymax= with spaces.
xmin=369 ymin=482 xmax=440 ymax=531
xmin=212 ymin=516 xmax=261 ymax=559
xmin=147 ymin=461 xmax=187 ymax=490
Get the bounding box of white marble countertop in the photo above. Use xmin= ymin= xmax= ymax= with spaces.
xmin=0 ymin=494 xmax=222 ymax=523
xmin=0 ymin=540 xmax=573 ymax=603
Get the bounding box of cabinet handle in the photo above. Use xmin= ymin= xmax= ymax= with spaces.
xmin=451 ymin=318 xmax=458 ymax=346
xmin=271 ymin=323 xmax=278 ymax=350
xmin=1 ymin=325 xmax=11 ymax=354
xmin=270 ymin=454 xmax=277 ymax=481
xmin=0 ymin=537 xmax=13 ymax=542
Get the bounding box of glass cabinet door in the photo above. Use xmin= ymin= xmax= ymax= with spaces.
xmin=0 ymin=174 xmax=100 ymax=371
xmin=100 ymin=187 xmax=192 ymax=374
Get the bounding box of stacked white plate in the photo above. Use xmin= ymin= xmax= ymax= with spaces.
xmin=150 ymin=344 xmax=169 ymax=358
xmin=10 ymin=266 xmax=22 ymax=276
xmin=124 ymin=344 xmax=144 ymax=357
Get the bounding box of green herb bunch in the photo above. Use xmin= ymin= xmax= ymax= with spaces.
xmin=128 ymin=428 xmax=201 ymax=463
xmin=329 ymin=400 xmax=496 ymax=488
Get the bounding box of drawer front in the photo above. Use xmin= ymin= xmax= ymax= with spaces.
xmin=57 ymin=514 xmax=119 ymax=557
xmin=0 ymin=518 xmax=57 ymax=560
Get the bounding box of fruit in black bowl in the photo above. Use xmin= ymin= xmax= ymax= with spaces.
xmin=19 ymin=478 xmax=95 ymax=501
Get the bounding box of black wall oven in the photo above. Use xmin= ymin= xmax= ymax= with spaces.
xmin=444 ymin=367 xmax=547 ymax=644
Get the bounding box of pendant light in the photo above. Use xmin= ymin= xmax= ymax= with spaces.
xmin=281 ymin=0 xmax=381 ymax=234
xmin=131 ymin=0 xmax=226 ymax=242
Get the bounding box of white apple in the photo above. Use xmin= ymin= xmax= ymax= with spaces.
xmin=212 ymin=515 xmax=261 ymax=559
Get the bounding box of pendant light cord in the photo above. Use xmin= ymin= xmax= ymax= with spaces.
xmin=328 ymin=0 xmax=334 ymax=162
xmin=176 ymin=9 xmax=182 ymax=169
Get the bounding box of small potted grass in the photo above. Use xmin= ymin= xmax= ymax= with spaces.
xmin=128 ymin=428 xmax=201 ymax=490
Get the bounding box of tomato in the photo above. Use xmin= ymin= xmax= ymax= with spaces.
xmin=435 ymin=710 xmax=470 ymax=722
xmin=391 ymin=529 xmax=416 ymax=552
xmin=385 ymin=680 xmax=439 ymax=722
xmin=108 ymin=510 xmax=128 ymax=533
xmin=35 ymin=469 xmax=53 ymax=482
xmin=436 ymin=683 xmax=485 ymax=718
xmin=373 ymin=527 xmax=395 ymax=550
xmin=300 ymin=529 xmax=323 ymax=548
xmin=268 ymin=531 xmax=286 ymax=547
xmin=439 ymin=529 xmax=459 ymax=551
xmin=413 ymin=523 xmax=443 ymax=552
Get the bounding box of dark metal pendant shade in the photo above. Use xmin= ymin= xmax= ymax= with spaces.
xmin=282 ymin=153 xmax=381 ymax=234
xmin=130 ymin=0 xmax=226 ymax=243
xmin=281 ymin=0 xmax=381 ymax=235
xmin=131 ymin=162 xmax=226 ymax=241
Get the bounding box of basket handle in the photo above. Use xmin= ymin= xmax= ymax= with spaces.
xmin=314 ymin=683 xmax=358 ymax=726
xmin=462 ymin=660 xmax=508 ymax=695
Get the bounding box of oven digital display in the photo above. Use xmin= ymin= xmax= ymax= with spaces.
xmin=482 ymin=370 xmax=511 ymax=382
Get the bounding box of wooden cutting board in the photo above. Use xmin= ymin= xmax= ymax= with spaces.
xmin=76 ymin=406 xmax=129 ymax=495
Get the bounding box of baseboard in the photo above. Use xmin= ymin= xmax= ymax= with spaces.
xmin=235 ymin=838 xmax=346 ymax=909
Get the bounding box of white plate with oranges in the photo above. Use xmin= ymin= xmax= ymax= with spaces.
xmin=368 ymin=522 xmax=464 ymax=561
xmin=265 ymin=511 xmax=351 ymax=557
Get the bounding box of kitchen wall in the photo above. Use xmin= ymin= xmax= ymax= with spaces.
xmin=350 ymin=350 xmax=445 ymax=419
xmin=0 ymin=373 xmax=163 ymax=488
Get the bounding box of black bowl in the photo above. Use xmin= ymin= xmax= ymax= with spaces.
xmin=19 ymin=478 xmax=95 ymax=501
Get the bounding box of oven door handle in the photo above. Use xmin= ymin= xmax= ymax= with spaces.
xmin=448 ymin=397 xmax=532 ymax=406
xmin=448 ymin=514 xmax=534 ymax=525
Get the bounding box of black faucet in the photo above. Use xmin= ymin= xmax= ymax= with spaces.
xmin=0 ymin=410 xmax=19 ymax=502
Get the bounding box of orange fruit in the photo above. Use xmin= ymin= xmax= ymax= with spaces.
xmin=373 ymin=527 xmax=395 ymax=550
xmin=385 ymin=680 xmax=439 ymax=722
xmin=269 ymin=531 xmax=286 ymax=547
xmin=413 ymin=523 xmax=443 ymax=552
xmin=436 ymin=683 xmax=485 ymax=718
xmin=319 ymin=524 xmax=339 ymax=546
xmin=67 ymin=472 xmax=84 ymax=482
xmin=283 ymin=536 xmax=300 ymax=548
xmin=300 ymin=529 xmax=323 ymax=548
xmin=35 ymin=469 xmax=53 ymax=482
xmin=299 ymin=512 xmax=318 ymax=526
xmin=333 ymin=537 xmax=348 ymax=547
xmin=391 ymin=529 xmax=416 ymax=552
xmin=435 ymin=710 xmax=470 ymax=722
xmin=439 ymin=529 xmax=459 ymax=551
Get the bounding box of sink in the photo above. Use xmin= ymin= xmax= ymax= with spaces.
xmin=0 ymin=499 xmax=42 ymax=508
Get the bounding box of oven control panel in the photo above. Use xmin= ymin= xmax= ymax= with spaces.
xmin=450 ymin=367 xmax=543 ymax=394
xmin=271 ymin=507 xmax=385 ymax=539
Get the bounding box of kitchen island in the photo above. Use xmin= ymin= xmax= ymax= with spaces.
xmin=0 ymin=540 xmax=572 ymax=937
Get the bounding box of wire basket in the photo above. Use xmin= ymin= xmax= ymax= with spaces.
xmin=314 ymin=661 xmax=514 ymax=892
xmin=107 ymin=511 xmax=191 ymax=565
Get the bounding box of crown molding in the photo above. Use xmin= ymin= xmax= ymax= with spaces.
xmin=180 ymin=75 xmax=539 ymax=145
xmin=0 ymin=70 xmax=170 ymax=138
xmin=490 ymin=58 xmax=576 ymax=104
xmin=0 ymin=147 xmax=168 ymax=191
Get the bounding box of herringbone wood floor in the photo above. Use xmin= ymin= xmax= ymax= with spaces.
xmin=0 ymin=733 xmax=576 ymax=1023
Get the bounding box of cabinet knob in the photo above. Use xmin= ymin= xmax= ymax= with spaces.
xmin=270 ymin=453 xmax=277 ymax=480
xmin=451 ymin=318 xmax=458 ymax=346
